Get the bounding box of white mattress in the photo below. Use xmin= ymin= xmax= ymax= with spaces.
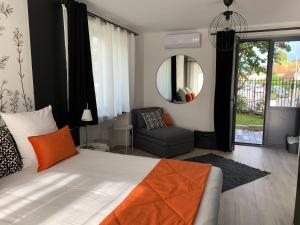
xmin=0 ymin=150 xmax=222 ymax=225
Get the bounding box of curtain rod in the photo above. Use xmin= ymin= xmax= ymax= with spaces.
xmin=87 ymin=11 xmax=139 ymax=36
xmin=211 ymin=26 xmax=300 ymax=35
xmin=60 ymin=0 xmax=138 ymax=36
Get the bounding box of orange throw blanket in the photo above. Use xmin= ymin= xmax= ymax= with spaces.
xmin=100 ymin=159 xmax=212 ymax=225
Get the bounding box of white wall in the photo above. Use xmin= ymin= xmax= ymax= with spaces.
xmin=133 ymin=35 xmax=145 ymax=108
xmin=143 ymin=29 xmax=216 ymax=131
xmin=141 ymin=22 xmax=300 ymax=132
xmin=0 ymin=0 xmax=34 ymax=125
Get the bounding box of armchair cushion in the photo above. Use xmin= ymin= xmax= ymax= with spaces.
xmin=141 ymin=111 xmax=166 ymax=130
xmin=136 ymin=127 xmax=193 ymax=146
xmin=132 ymin=107 xmax=163 ymax=129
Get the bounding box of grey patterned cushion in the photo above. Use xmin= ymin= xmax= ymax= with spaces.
xmin=141 ymin=111 xmax=167 ymax=130
xmin=0 ymin=126 xmax=23 ymax=178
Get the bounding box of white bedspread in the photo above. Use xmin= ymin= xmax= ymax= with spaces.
xmin=0 ymin=150 xmax=222 ymax=225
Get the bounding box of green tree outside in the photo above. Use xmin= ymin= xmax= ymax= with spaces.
xmin=238 ymin=41 xmax=291 ymax=91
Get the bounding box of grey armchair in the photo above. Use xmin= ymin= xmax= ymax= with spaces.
xmin=132 ymin=107 xmax=194 ymax=158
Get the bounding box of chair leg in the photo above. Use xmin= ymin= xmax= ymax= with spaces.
xmin=125 ymin=130 xmax=128 ymax=154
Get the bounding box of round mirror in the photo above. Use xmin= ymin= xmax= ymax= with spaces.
xmin=156 ymin=55 xmax=204 ymax=104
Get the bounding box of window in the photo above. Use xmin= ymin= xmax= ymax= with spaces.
xmin=270 ymin=40 xmax=300 ymax=108
xmin=88 ymin=17 xmax=135 ymax=119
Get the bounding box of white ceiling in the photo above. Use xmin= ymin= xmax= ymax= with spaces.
xmin=82 ymin=0 xmax=300 ymax=33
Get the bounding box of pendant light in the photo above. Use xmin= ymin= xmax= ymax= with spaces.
xmin=208 ymin=0 xmax=248 ymax=51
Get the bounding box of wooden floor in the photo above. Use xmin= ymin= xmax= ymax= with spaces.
xmin=112 ymin=145 xmax=299 ymax=225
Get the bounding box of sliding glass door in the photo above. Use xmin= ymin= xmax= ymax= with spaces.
xmin=269 ymin=40 xmax=300 ymax=108
xmin=234 ymin=40 xmax=269 ymax=145
xmin=264 ymin=39 xmax=300 ymax=148
xmin=233 ymin=37 xmax=300 ymax=147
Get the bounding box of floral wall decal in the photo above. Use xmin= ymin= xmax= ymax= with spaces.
xmin=0 ymin=80 xmax=9 ymax=112
xmin=0 ymin=2 xmax=13 ymax=35
xmin=0 ymin=0 xmax=34 ymax=125
xmin=0 ymin=56 xmax=9 ymax=68
xmin=0 ymin=2 xmax=13 ymax=17
xmin=13 ymin=28 xmax=33 ymax=111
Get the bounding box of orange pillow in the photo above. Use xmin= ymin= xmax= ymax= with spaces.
xmin=191 ymin=92 xmax=196 ymax=100
xmin=28 ymin=125 xmax=79 ymax=172
xmin=185 ymin=93 xmax=193 ymax=102
xmin=162 ymin=113 xmax=174 ymax=127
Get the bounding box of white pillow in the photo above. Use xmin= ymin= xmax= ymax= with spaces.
xmin=178 ymin=88 xmax=187 ymax=102
xmin=1 ymin=106 xmax=58 ymax=168
xmin=184 ymin=87 xmax=192 ymax=93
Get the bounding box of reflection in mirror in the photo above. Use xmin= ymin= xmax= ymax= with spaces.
xmin=156 ymin=55 xmax=204 ymax=104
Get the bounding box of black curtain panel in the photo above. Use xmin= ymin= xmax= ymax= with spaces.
xmin=214 ymin=30 xmax=236 ymax=152
xmin=65 ymin=0 xmax=98 ymax=127
xmin=171 ymin=56 xmax=177 ymax=101
xmin=28 ymin=0 xmax=68 ymax=128
xmin=184 ymin=56 xmax=188 ymax=87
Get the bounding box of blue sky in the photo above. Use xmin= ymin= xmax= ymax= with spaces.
xmin=288 ymin=41 xmax=300 ymax=61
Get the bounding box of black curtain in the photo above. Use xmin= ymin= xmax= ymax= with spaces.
xmin=65 ymin=0 xmax=98 ymax=127
xmin=28 ymin=0 xmax=68 ymax=128
xmin=171 ymin=56 xmax=177 ymax=101
xmin=214 ymin=30 xmax=236 ymax=152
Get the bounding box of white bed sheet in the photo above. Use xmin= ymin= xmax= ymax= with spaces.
xmin=0 ymin=150 xmax=222 ymax=225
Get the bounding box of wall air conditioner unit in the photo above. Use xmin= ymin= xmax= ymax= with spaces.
xmin=164 ymin=33 xmax=201 ymax=49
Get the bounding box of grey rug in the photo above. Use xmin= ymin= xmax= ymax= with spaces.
xmin=185 ymin=153 xmax=270 ymax=192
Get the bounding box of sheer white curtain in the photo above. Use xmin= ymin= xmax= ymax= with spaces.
xmin=88 ymin=17 xmax=135 ymax=119
xmin=176 ymin=55 xmax=185 ymax=90
xmin=188 ymin=62 xmax=204 ymax=94
xmin=157 ymin=59 xmax=172 ymax=101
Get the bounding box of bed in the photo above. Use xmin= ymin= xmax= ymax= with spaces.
xmin=0 ymin=149 xmax=222 ymax=225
